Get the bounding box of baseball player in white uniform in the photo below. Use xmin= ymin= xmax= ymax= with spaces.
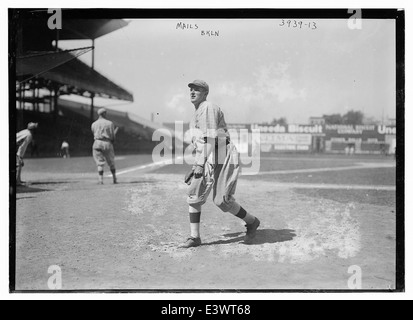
xmin=180 ymin=80 xmax=260 ymax=248
xmin=91 ymin=108 xmax=118 ymax=185
xmin=16 ymin=122 xmax=38 ymax=185
xmin=61 ymin=141 xmax=70 ymax=158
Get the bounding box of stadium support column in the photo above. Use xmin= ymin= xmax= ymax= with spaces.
xmin=53 ymin=29 xmax=60 ymax=121
xmin=90 ymin=39 xmax=96 ymax=123
xmin=92 ymin=39 xmax=95 ymax=69
xmin=32 ymin=82 xmax=36 ymax=112
xmin=90 ymin=93 xmax=95 ymax=123
xmin=18 ymin=83 xmax=22 ymax=109
xmin=18 ymin=83 xmax=23 ymax=129
xmin=36 ymin=86 xmax=40 ymax=112
xmin=54 ymin=28 xmax=60 ymax=52
xmin=53 ymin=86 xmax=59 ymax=122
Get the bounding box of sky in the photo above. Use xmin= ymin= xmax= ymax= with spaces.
xmin=59 ymin=18 xmax=396 ymax=125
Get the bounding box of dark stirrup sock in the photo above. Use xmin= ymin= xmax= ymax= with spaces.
xmin=235 ymin=207 xmax=256 ymax=225
xmin=235 ymin=207 xmax=247 ymax=219
xmin=189 ymin=212 xmax=201 ymax=223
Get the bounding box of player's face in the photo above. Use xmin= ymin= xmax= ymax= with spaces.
xmin=190 ymin=86 xmax=207 ymax=105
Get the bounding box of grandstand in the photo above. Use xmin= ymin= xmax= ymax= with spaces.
xmin=13 ymin=10 xmax=185 ymax=158
xmin=14 ymin=10 xmax=134 ymax=123
xmin=18 ymin=98 xmax=185 ymax=158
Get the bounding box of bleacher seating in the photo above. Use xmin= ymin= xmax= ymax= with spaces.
xmin=16 ymin=101 xmax=160 ymax=157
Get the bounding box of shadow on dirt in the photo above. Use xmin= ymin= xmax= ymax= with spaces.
xmin=115 ymin=180 xmax=157 ymax=185
xmin=204 ymin=229 xmax=297 ymax=246
xmin=15 ymin=185 xmax=50 ymax=194
xmin=29 ymin=181 xmax=71 ymax=185
xmin=16 ymin=196 xmax=37 ymax=200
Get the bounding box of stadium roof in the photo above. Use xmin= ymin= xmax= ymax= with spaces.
xmin=60 ymin=19 xmax=130 ymax=40
xmin=16 ymin=48 xmax=93 ymax=80
xmin=14 ymin=10 xmax=129 ymax=42
xmin=17 ymin=49 xmax=134 ymax=102
xmin=14 ymin=11 xmax=134 ymax=102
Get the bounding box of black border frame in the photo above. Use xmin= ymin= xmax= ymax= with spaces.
xmin=9 ymin=8 xmax=405 ymax=294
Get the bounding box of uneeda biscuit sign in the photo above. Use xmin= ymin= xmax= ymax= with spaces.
xmin=325 ymin=125 xmax=396 ymax=136
xmin=251 ymin=124 xmax=323 ymax=134
xmin=324 ymin=125 xmax=396 ymax=154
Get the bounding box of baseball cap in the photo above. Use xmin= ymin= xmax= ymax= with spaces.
xmin=97 ymin=108 xmax=107 ymax=116
xmin=27 ymin=122 xmax=38 ymax=130
xmin=188 ymin=80 xmax=209 ymax=92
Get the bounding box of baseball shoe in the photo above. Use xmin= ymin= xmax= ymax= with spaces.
xmin=179 ymin=237 xmax=202 ymax=249
xmin=244 ymin=218 xmax=260 ymax=244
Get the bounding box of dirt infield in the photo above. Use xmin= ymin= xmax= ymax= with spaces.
xmin=14 ymin=154 xmax=397 ymax=290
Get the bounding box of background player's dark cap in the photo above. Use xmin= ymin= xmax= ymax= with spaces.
xmin=188 ymin=80 xmax=209 ymax=92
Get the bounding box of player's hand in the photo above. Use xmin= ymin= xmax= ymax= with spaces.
xmin=184 ymin=168 xmax=195 ymax=185
xmin=193 ymin=165 xmax=204 ymax=179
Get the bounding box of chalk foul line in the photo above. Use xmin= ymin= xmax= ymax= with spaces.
xmin=108 ymin=156 xmax=186 ymax=177
xmin=243 ymin=162 xmax=395 ymax=176
xmin=268 ymin=182 xmax=395 ymax=191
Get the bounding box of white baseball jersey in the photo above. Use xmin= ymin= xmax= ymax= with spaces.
xmin=16 ymin=129 xmax=33 ymax=158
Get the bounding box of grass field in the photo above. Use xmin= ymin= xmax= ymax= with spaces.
xmin=14 ymin=153 xmax=397 ymax=291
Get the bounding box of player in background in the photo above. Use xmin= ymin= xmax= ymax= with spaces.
xmin=91 ymin=108 xmax=118 ymax=185
xmin=180 ymin=80 xmax=260 ymax=248
xmin=61 ymin=141 xmax=70 ymax=158
xmin=16 ymin=122 xmax=38 ymax=186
